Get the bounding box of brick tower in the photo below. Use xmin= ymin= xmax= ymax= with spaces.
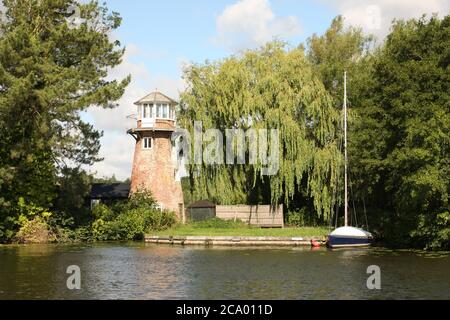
xmin=127 ymin=91 xmax=184 ymax=218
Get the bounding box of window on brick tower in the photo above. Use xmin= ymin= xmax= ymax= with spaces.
xmin=143 ymin=137 xmax=152 ymax=150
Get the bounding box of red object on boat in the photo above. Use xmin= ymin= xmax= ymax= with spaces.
xmin=310 ymin=239 xmax=321 ymax=248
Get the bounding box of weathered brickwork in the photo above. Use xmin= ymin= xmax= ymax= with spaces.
xmin=129 ymin=93 xmax=184 ymax=218
xmin=130 ymin=130 xmax=184 ymax=217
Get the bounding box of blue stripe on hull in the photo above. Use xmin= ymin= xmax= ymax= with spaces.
xmin=327 ymin=235 xmax=372 ymax=248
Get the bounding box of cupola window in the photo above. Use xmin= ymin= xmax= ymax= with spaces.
xmin=137 ymin=101 xmax=175 ymax=121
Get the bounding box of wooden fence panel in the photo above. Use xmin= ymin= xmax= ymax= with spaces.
xmin=215 ymin=205 xmax=284 ymax=228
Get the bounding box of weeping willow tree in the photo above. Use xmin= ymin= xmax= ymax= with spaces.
xmin=179 ymin=42 xmax=342 ymax=220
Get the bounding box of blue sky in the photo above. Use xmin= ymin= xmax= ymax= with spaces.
xmin=104 ymin=0 xmax=335 ymax=78
xmin=85 ymin=0 xmax=449 ymax=180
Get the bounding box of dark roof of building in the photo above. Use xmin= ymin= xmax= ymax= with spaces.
xmin=187 ymin=200 xmax=216 ymax=208
xmin=90 ymin=183 xmax=130 ymax=199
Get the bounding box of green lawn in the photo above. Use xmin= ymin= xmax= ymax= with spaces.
xmin=151 ymin=220 xmax=329 ymax=238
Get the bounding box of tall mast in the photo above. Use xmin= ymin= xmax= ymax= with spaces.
xmin=344 ymin=72 xmax=348 ymax=227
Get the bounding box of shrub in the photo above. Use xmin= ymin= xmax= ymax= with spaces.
xmin=15 ymin=217 xmax=56 ymax=244
xmin=54 ymin=225 xmax=94 ymax=243
xmin=115 ymin=209 xmax=148 ymax=240
xmin=91 ymin=218 xmax=108 ymax=241
xmin=13 ymin=198 xmax=56 ymax=244
xmin=287 ymin=208 xmax=323 ymax=227
xmin=410 ymin=211 xmax=450 ymax=251
xmin=287 ymin=208 xmax=306 ymax=227
xmin=92 ymin=219 xmax=122 ymax=241
xmin=92 ymin=203 xmax=115 ymax=221
xmin=287 ymin=212 xmax=301 ymax=227
xmin=86 ymin=189 xmax=177 ymax=241
xmin=143 ymin=208 xmax=177 ymax=231
xmin=91 ymin=207 xmax=177 ymax=241
xmin=120 ymin=189 xmax=158 ymax=211
xmin=71 ymin=226 xmax=95 ymax=242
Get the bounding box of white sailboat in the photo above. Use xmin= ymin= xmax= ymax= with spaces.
xmin=327 ymin=72 xmax=373 ymax=248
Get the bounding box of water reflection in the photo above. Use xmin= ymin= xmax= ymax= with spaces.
xmin=0 ymin=244 xmax=449 ymax=300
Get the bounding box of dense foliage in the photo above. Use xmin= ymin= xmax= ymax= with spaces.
xmin=180 ymin=15 xmax=449 ymax=250
xmin=0 ymin=0 xmax=447 ymax=250
xmin=180 ymin=42 xmax=342 ymax=222
xmin=15 ymin=190 xmax=176 ymax=243
xmin=350 ymin=15 xmax=450 ymax=250
xmin=0 ymin=0 xmax=129 ymax=242
xmin=90 ymin=191 xmax=177 ymax=241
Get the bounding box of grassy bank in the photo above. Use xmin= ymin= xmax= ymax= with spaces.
xmin=151 ymin=219 xmax=329 ymax=238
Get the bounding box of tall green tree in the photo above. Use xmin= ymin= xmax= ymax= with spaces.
xmin=305 ymin=16 xmax=376 ymax=226
xmin=180 ymin=42 xmax=342 ymax=220
xmin=306 ymin=16 xmax=374 ymax=106
xmin=352 ymin=15 xmax=450 ymax=249
xmin=0 ymin=0 xmax=130 ymax=241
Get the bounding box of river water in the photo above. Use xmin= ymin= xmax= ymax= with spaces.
xmin=0 ymin=243 xmax=448 ymax=300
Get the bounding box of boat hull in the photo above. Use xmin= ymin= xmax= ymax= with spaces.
xmin=327 ymin=235 xmax=372 ymax=248
xmin=327 ymin=226 xmax=373 ymax=248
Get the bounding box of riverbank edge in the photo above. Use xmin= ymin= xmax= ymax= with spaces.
xmin=145 ymin=235 xmax=327 ymax=247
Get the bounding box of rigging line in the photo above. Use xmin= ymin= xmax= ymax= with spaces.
xmin=334 ymin=146 xmax=342 ymax=229
xmin=335 ymin=138 xmax=344 ymax=229
xmin=335 ymin=152 xmax=342 ymax=229
xmin=329 ymin=186 xmax=334 ymax=230
xmin=348 ymin=171 xmax=358 ymax=227
xmin=348 ymin=173 xmax=361 ymax=228
xmin=330 ymin=163 xmax=338 ymax=230
xmin=330 ymin=134 xmax=341 ymax=230
xmin=329 ymin=204 xmax=332 ymax=230
xmin=363 ymin=196 xmax=369 ymax=231
xmin=335 ymin=195 xmax=339 ymax=228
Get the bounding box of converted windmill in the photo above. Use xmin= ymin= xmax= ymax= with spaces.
xmin=127 ymin=91 xmax=184 ymax=218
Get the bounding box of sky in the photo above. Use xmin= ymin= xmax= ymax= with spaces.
xmin=83 ymin=0 xmax=450 ymax=180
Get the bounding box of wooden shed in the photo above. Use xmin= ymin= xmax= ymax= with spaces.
xmin=187 ymin=200 xmax=216 ymax=222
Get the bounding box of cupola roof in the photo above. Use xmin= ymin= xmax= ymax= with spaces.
xmin=134 ymin=91 xmax=178 ymax=105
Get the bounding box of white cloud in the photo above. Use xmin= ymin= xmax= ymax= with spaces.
xmin=84 ymin=44 xmax=186 ymax=180
xmin=328 ymin=0 xmax=450 ymax=40
xmin=87 ymin=133 xmax=135 ymax=180
xmin=213 ymin=0 xmax=302 ymax=51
